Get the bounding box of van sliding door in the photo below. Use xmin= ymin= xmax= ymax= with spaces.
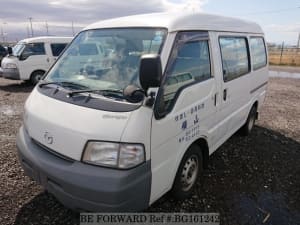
xmin=216 ymin=35 xmax=252 ymax=143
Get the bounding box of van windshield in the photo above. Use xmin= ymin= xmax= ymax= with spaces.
xmin=12 ymin=43 xmax=25 ymax=57
xmin=45 ymin=28 xmax=167 ymax=91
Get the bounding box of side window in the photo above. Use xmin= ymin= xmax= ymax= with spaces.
xmin=22 ymin=43 xmax=46 ymax=57
xmin=162 ymin=32 xmax=211 ymax=112
xmin=250 ymin=37 xmax=267 ymax=70
xmin=219 ymin=37 xmax=250 ymax=82
xmin=50 ymin=43 xmax=68 ymax=57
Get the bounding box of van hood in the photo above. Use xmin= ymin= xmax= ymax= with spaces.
xmin=24 ymin=88 xmax=132 ymax=161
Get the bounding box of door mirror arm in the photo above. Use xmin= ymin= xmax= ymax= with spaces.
xmin=145 ymin=91 xmax=156 ymax=107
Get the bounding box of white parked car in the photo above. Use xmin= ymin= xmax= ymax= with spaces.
xmin=16 ymin=12 xmax=268 ymax=211
xmin=1 ymin=36 xmax=72 ymax=84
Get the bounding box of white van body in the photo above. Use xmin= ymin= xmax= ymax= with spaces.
xmin=1 ymin=36 xmax=72 ymax=84
xmin=16 ymin=12 xmax=268 ymax=211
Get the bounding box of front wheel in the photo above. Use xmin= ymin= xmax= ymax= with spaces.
xmin=30 ymin=71 xmax=45 ymax=85
xmin=171 ymin=144 xmax=203 ymax=200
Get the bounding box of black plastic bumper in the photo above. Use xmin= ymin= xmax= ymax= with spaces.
xmin=16 ymin=126 xmax=151 ymax=212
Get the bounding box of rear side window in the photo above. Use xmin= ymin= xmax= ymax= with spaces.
xmin=162 ymin=31 xmax=211 ymax=112
xmin=250 ymin=37 xmax=267 ymax=70
xmin=50 ymin=43 xmax=68 ymax=57
xmin=219 ymin=37 xmax=250 ymax=82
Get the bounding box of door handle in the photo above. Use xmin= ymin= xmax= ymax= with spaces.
xmin=214 ymin=93 xmax=218 ymax=106
xmin=46 ymin=58 xmax=50 ymax=63
xmin=223 ymin=89 xmax=227 ymax=101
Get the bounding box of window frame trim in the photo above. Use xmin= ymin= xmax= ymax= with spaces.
xmin=218 ymin=35 xmax=251 ymax=83
xmin=154 ymin=30 xmax=213 ymax=120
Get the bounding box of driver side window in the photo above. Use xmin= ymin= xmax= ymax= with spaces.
xmin=22 ymin=43 xmax=46 ymax=58
xmin=159 ymin=31 xmax=211 ymax=113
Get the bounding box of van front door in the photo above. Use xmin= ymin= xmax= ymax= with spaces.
xmin=19 ymin=42 xmax=48 ymax=80
xmin=150 ymin=31 xmax=218 ymax=203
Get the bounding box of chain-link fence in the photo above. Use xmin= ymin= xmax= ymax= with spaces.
xmin=268 ymin=46 xmax=300 ymax=66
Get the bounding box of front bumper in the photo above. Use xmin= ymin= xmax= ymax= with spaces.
xmin=16 ymin=126 xmax=151 ymax=212
xmin=2 ymin=67 xmax=20 ymax=80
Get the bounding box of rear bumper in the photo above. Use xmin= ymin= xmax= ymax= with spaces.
xmin=2 ymin=68 xmax=20 ymax=80
xmin=16 ymin=126 xmax=151 ymax=212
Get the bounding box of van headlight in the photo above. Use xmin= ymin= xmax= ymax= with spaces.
xmin=5 ymin=63 xmax=17 ymax=69
xmin=82 ymin=141 xmax=145 ymax=169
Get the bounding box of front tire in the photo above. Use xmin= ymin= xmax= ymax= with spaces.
xmin=171 ymin=144 xmax=203 ymax=200
xmin=30 ymin=71 xmax=45 ymax=85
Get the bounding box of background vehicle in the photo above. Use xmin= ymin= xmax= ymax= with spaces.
xmin=16 ymin=12 xmax=268 ymax=212
xmin=0 ymin=44 xmax=7 ymax=65
xmin=1 ymin=36 xmax=72 ymax=84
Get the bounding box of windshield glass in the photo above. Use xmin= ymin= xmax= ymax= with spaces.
xmin=12 ymin=43 xmax=25 ymax=57
xmin=45 ymin=28 xmax=167 ymax=91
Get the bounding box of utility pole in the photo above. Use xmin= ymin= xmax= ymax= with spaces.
xmin=26 ymin=26 xmax=30 ymax=38
xmin=1 ymin=26 xmax=4 ymax=43
xmin=1 ymin=22 xmax=7 ymax=43
xmin=28 ymin=17 xmax=34 ymax=37
xmin=71 ymin=21 xmax=75 ymax=36
xmin=297 ymin=32 xmax=300 ymax=48
xmin=45 ymin=21 xmax=49 ymax=36
xmin=279 ymin=41 xmax=284 ymax=65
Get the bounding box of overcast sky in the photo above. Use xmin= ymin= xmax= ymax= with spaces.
xmin=0 ymin=0 xmax=299 ymax=45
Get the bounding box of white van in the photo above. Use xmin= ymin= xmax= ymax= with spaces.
xmin=16 ymin=12 xmax=268 ymax=211
xmin=1 ymin=36 xmax=72 ymax=84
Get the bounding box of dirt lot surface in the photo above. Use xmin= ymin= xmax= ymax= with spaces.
xmin=0 ymin=70 xmax=299 ymax=225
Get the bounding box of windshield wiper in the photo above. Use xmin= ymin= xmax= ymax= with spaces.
xmin=67 ymin=89 xmax=123 ymax=98
xmin=39 ymin=81 xmax=88 ymax=90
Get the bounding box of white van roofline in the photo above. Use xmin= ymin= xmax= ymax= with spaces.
xmin=18 ymin=36 xmax=73 ymax=44
xmin=84 ymin=12 xmax=264 ymax=34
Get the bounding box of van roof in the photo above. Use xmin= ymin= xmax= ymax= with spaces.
xmin=84 ymin=12 xmax=264 ymax=34
xmin=19 ymin=36 xmax=73 ymax=44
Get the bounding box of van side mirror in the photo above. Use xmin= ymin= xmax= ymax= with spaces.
xmin=139 ymin=54 xmax=162 ymax=92
xmin=7 ymin=47 xmax=12 ymax=55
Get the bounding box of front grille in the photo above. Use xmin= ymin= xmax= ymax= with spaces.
xmin=32 ymin=138 xmax=75 ymax=163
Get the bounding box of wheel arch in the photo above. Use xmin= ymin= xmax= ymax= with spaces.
xmin=192 ymin=137 xmax=209 ymax=169
xmin=30 ymin=69 xmax=46 ymax=78
xmin=252 ymin=100 xmax=259 ymax=119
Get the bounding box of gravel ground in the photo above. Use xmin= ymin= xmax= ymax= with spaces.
xmin=0 ymin=71 xmax=299 ymax=225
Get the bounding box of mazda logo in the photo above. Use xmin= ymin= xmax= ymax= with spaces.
xmin=44 ymin=132 xmax=54 ymax=145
